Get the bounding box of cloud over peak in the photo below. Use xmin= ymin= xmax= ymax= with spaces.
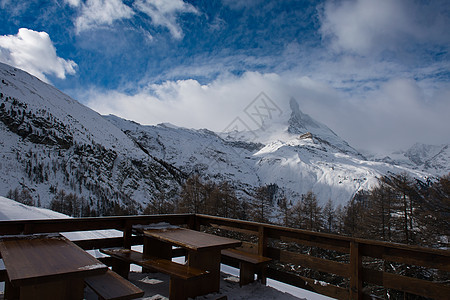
xmin=0 ymin=28 xmax=77 ymax=83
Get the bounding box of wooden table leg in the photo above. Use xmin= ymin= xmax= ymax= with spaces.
xmin=143 ymin=237 xmax=172 ymax=273
xmin=186 ymin=249 xmax=221 ymax=297
xmin=5 ymin=277 xmax=20 ymax=300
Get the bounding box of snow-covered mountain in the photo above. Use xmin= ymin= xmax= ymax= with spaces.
xmin=367 ymin=143 xmax=450 ymax=177
xmin=0 ymin=62 xmax=182 ymax=214
xmin=106 ymin=99 xmax=431 ymax=207
xmin=0 ymin=62 xmax=441 ymax=213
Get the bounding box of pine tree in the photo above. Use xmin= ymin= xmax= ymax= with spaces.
xmin=178 ymin=174 xmax=205 ymax=213
xmin=322 ymin=199 xmax=335 ymax=233
xmin=216 ymin=181 xmax=240 ymax=219
xmin=342 ymin=197 xmax=364 ymax=237
xmin=415 ymin=174 xmax=450 ymax=247
xmin=365 ymin=181 xmax=395 ymax=241
xmin=293 ymin=191 xmax=322 ymax=231
xmin=388 ymin=173 xmax=421 ymax=244
xmin=250 ymin=185 xmax=274 ymax=223
xmin=278 ymin=195 xmax=293 ymax=227
xmin=144 ymin=190 xmax=175 ymax=215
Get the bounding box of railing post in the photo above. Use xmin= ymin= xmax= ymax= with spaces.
xmin=123 ymin=221 xmax=132 ymax=249
xmin=188 ymin=214 xmax=200 ymax=231
xmin=258 ymin=225 xmax=268 ymax=284
xmin=350 ymin=241 xmax=363 ymax=300
xmin=258 ymin=225 xmax=267 ymax=256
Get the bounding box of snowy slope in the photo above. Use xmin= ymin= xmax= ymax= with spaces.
xmin=0 ymin=62 xmax=182 ymax=212
xmin=0 ymin=196 xmax=68 ymax=220
xmin=0 ymin=63 xmax=140 ymax=155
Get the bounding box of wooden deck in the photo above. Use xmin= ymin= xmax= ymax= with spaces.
xmin=0 ymin=214 xmax=448 ymax=300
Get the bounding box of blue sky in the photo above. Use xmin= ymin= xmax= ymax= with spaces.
xmin=0 ymin=0 xmax=449 ymax=152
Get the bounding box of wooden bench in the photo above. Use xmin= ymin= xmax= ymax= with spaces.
xmin=100 ymin=248 xmax=208 ymax=300
xmin=84 ymin=269 xmax=144 ymax=300
xmin=221 ymin=249 xmax=272 ymax=286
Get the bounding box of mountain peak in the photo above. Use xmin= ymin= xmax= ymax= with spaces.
xmin=287 ymin=97 xmax=320 ymax=134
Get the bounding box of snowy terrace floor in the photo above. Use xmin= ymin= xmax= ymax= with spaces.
xmin=0 ymin=266 xmax=333 ymax=300
xmin=83 ymin=262 xmax=334 ymax=300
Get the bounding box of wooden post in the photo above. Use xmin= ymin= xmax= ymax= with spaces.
xmin=350 ymin=241 xmax=363 ymax=300
xmin=123 ymin=221 xmax=132 ymax=249
xmin=188 ymin=214 xmax=200 ymax=231
xmin=258 ymin=226 xmax=267 ymax=256
xmin=117 ymin=221 xmax=132 ymax=278
xmin=258 ymin=225 xmax=268 ymax=284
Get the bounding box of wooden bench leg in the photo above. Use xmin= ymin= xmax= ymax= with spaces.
xmin=111 ymin=258 xmax=130 ymax=279
xmin=239 ymin=261 xmax=256 ymax=286
xmin=257 ymin=265 xmax=267 ymax=285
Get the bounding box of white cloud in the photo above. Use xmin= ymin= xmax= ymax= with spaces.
xmin=320 ymin=0 xmax=450 ymax=55
xmin=74 ymin=0 xmax=134 ymax=34
xmin=0 ymin=28 xmax=77 ymax=82
xmin=84 ymin=71 xmax=450 ymax=152
xmin=64 ymin=0 xmax=81 ymax=7
xmin=134 ymin=0 xmax=198 ymax=39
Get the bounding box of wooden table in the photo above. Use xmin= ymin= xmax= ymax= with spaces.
xmin=143 ymin=228 xmax=241 ymax=297
xmin=0 ymin=234 xmax=108 ymax=300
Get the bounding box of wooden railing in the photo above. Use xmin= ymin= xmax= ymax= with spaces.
xmin=0 ymin=214 xmax=448 ymax=299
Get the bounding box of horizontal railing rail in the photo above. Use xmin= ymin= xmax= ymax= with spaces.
xmin=0 ymin=214 xmax=448 ymax=299
xmin=195 ymin=214 xmax=450 ymax=300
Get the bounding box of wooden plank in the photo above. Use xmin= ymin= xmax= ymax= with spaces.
xmin=350 ymin=241 xmax=362 ymax=300
xmin=0 ymin=235 xmax=107 ymax=286
xmin=0 ymin=214 xmax=192 ymax=235
xmin=101 ymin=248 xmax=208 ymax=281
xmin=101 ymin=248 xmax=150 ymax=264
xmin=195 ymin=214 xmax=261 ymax=233
xmin=144 ymin=228 xmax=241 ymax=251
xmin=382 ymin=272 xmax=450 ymax=299
xmin=266 ymin=267 xmax=349 ymax=300
xmin=266 ymin=247 xmax=350 ymax=278
xmin=271 ymin=229 xmax=350 ymax=253
xmin=209 ymin=223 xmax=257 ymax=236
xmin=74 ymin=237 xmax=125 ymax=250
xmin=237 ymin=241 xmax=258 ymax=254
xmin=144 ymin=257 xmax=208 ymax=281
xmin=359 ymin=242 xmax=450 ymax=271
xmin=85 ymin=269 xmax=144 ymax=300
xmin=222 ymin=249 xmax=271 ymax=265
xmin=362 ymin=267 xmax=450 ymax=299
